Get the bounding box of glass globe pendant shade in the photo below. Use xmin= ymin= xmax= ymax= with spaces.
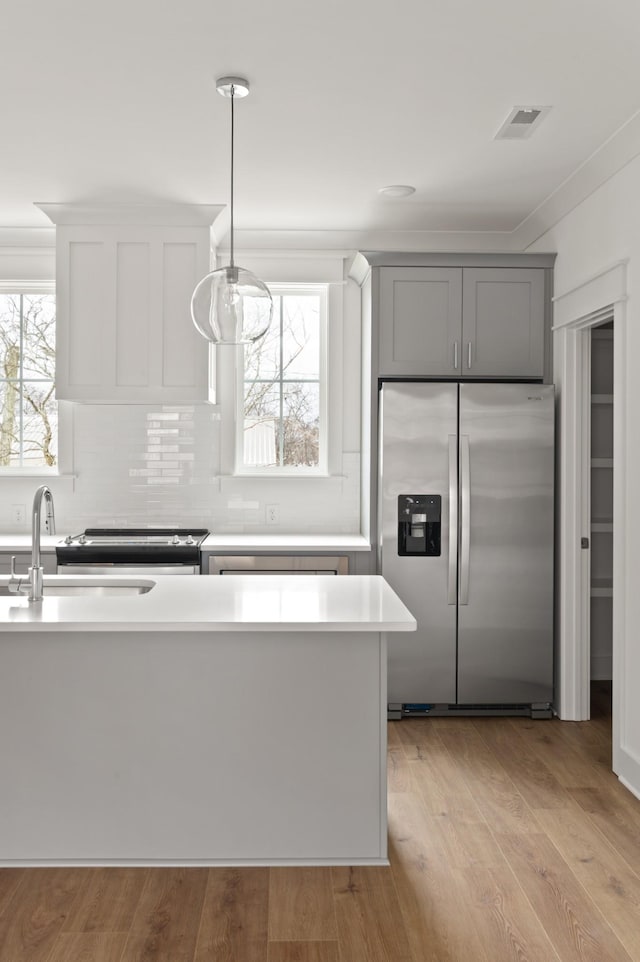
xmin=191 ymin=264 xmax=273 ymax=344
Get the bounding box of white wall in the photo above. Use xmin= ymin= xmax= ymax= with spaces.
xmin=0 ymin=246 xmax=362 ymax=536
xmin=528 ymin=156 xmax=640 ymax=797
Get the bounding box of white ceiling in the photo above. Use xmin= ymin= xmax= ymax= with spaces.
xmin=3 ymin=0 xmax=640 ymax=242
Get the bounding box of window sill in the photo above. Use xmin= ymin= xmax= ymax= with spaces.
xmin=0 ymin=471 xmax=76 ymax=485
xmin=219 ymin=472 xmax=345 ymax=488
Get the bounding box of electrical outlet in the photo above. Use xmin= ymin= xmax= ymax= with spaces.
xmin=11 ymin=504 xmax=26 ymax=526
xmin=266 ymin=504 xmax=280 ymax=525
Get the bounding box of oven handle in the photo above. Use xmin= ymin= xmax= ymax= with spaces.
xmin=56 ymin=564 xmax=200 ymax=576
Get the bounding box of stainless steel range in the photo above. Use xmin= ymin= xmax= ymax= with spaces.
xmin=56 ymin=528 xmax=210 ymax=575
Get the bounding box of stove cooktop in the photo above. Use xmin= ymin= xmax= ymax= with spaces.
xmin=62 ymin=528 xmax=209 ymax=547
xmin=56 ymin=528 xmax=210 ymax=565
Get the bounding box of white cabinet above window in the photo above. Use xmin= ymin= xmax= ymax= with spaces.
xmin=37 ymin=204 xmax=221 ymax=403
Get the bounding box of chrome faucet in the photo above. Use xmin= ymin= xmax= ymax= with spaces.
xmin=9 ymin=485 xmax=56 ymax=602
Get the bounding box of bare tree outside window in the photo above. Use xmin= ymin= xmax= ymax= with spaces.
xmin=0 ymin=294 xmax=57 ymax=467
xmin=241 ymin=291 xmax=323 ymax=470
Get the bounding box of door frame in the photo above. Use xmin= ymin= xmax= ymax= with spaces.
xmin=552 ymin=261 xmax=626 ymax=721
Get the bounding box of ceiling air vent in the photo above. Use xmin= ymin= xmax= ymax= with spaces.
xmin=495 ymin=105 xmax=551 ymax=140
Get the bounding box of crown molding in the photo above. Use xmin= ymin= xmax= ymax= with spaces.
xmin=230 ymin=227 xmax=522 ymax=253
xmin=515 ymin=108 xmax=640 ymax=250
xmin=35 ymin=202 xmax=225 ymax=227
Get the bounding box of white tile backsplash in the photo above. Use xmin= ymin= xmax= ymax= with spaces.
xmin=0 ymin=403 xmax=361 ymax=534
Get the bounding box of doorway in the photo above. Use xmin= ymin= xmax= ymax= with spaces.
xmin=589 ymin=320 xmax=614 ymax=688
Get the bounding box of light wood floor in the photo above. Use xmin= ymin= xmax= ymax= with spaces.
xmin=2 ymin=683 xmax=639 ymax=961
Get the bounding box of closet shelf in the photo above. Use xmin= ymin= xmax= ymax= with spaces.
xmin=591 ymin=577 xmax=613 ymax=598
xmin=591 ymin=458 xmax=613 ymax=468
xmin=591 ymin=521 xmax=613 ymax=533
xmin=591 ymin=394 xmax=613 ymax=404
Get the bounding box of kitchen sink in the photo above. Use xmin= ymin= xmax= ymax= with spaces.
xmin=0 ymin=580 xmax=155 ymax=597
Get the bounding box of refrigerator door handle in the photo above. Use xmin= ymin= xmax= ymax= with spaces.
xmin=460 ymin=434 xmax=471 ymax=604
xmin=448 ymin=435 xmax=457 ymax=604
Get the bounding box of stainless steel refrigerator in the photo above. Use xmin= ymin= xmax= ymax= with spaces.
xmin=379 ymin=382 xmax=554 ymax=718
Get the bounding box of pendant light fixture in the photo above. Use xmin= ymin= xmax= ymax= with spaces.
xmin=191 ymin=76 xmax=273 ymax=345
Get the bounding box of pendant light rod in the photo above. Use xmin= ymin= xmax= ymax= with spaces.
xmin=216 ymin=76 xmax=250 ymax=269
xmin=191 ymin=75 xmax=272 ymax=346
xmin=230 ymin=85 xmax=235 ymax=267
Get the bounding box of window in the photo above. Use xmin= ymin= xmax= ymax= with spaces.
xmin=0 ymin=291 xmax=57 ymax=468
xmin=237 ymin=285 xmax=327 ymax=474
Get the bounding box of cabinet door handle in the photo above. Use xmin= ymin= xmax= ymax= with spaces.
xmin=453 ymin=341 xmax=459 ymax=370
xmin=467 ymin=341 xmax=473 ymax=369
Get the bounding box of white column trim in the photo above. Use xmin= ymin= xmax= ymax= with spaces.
xmin=553 ymin=261 xmax=625 ymax=721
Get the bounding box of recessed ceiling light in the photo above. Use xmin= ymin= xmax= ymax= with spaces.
xmin=378 ymin=185 xmax=416 ymax=198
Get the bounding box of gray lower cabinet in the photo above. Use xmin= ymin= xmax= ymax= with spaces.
xmin=379 ymin=265 xmax=545 ymax=378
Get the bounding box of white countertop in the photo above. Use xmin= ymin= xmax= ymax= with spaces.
xmin=0 ymin=574 xmax=416 ymax=633
xmin=0 ymin=534 xmax=65 ymax=552
xmin=0 ymin=534 xmax=371 ymax=553
xmin=201 ymin=534 xmax=371 ymax=551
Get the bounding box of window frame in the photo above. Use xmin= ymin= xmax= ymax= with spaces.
xmin=0 ymin=279 xmax=68 ymax=476
xmin=234 ymin=283 xmax=329 ymax=477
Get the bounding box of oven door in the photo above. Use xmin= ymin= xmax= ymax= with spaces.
xmin=56 ymin=564 xmax=200 ymax=576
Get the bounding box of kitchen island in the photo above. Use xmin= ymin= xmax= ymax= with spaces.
xmin=0 ymin=574 xmax=415 ymax=867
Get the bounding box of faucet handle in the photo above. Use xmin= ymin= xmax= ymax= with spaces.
xmin=8 ymin=556 xmax=27 ymax=594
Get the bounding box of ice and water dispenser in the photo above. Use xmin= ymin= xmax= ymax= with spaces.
xmin=397 ymin=495 xmax=441 ymax=556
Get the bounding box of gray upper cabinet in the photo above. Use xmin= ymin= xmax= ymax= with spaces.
xmin=462 ymin=268 xmax=545 ymax=377
xmin=379 ymin=267 xmax=462 ymax=376
xmin=378 ymin=263 xmax=547 ymax=379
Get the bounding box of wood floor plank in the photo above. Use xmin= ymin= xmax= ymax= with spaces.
xmin=122 ymin=868 xmax=208 ymax=962
xmin=0 ymin=869 xmax=23 ymax=913
xmin=505 ymin=718 xmax=607 ymax=790
xmin=437 ymin=729 xmax=542 ymax=834
xmin=462 ymin=865 xmax=563 ymax=962
xmin=267 ymin=942 xmax=340 ymax=962
xmin=386 ymin=721 xmax=404 ymax=750
xmin=569 ymin=786 xmax=640 ymax=875
xmin=61 ymin=868 xmax=148 ymax=933
xmin=387 ymin=748 xmax=413 ymax=793
xmin=268 ymin=868 xmax=337 ymax=942
xmin=332 ymin=864 xmax=414 ymax=962
xmin=427 ymin=810 xmax=506 ymax=870
xmin=388 ymin=790 xmax=492 ymax=962
xmin=535 ymin=804 xmax=640 ymax=960
xmin=0 ymin=867 xmax=88 ymax=962
xmin=194 ymin=867 xmax=268 ymax=962
xmin=45 ymin=932 xmax=128 ymax=962
xmin=394 ymin=717 xmax=443 ymax=759
xmin=409 ymin=736 xmax=485 ymax=818
xmin=496 ymin=831 xmax=635 ymax=962
xmin=473 ymin=718 xmax=570 ymax=810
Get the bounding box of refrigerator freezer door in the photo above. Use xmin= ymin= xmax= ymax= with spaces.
xmin=457 ymin=383 xmax=554 ymax=704
xmin=380 ymin=382 xmax=458 ymax=703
